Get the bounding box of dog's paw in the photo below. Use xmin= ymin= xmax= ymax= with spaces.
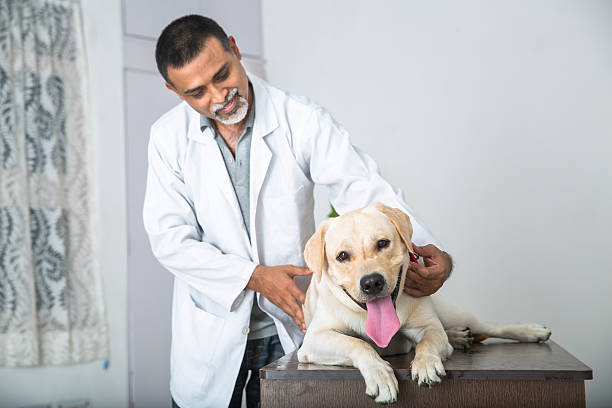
xmin=514 ymin=324 xmax=552 ymax=343
xmin=411 ymin=353 xmax=446 ymax=387
xmin=360 ymin=359 xmax=398 ymax=404
xmin=446 ymin=326 xmax=473 ymax=350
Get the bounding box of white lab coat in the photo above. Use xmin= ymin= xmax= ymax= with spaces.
xmin=142 ymin=73 xmax=440 ymax=407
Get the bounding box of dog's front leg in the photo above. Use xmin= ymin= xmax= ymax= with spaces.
xmin=410 ymin=323 xmax=453 ymax=386
xmin=402 ymin=305 xmax=453 ymax=387
xmin=298 ymin=329 xmax=398 ymax=404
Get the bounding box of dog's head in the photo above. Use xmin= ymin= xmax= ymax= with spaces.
xmin=304 ymin=203 xmax=413 ymax=347
xmin=305 ymin=202 xmax=414 ymax=303
xmin=304 ymin=202 xmax=415 ymax=347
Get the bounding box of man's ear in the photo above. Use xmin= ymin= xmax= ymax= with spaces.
xmin=374 ymin=202 xmax=414 ymax=254
xmin=304 ymin=219 xmax=331 ymax=283
xmin=228 ymin=36 xmax=242 ymax=60
xmin=165 ymin=82 xmax=185 ymax=101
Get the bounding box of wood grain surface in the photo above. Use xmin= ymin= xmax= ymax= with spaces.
xmin=261 ymin=340 xmax=592 ymax=380
xmin=261 ymin=378 xmax=585 ymax=407
xmin=260 ymin=341 xmax=592 ymax=407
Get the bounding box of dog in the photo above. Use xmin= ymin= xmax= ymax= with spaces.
xmin=297 ymin=202 xmax=551 ymax=404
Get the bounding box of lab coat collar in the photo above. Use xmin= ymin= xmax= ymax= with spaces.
xmin=249 ymin=72 xmax=279 ymax=139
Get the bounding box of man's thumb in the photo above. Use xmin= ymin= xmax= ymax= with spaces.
xmin=413 ymin=243 xmax=436 ymax=256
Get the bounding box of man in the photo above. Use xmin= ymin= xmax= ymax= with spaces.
xmin=144 ymin=15 xmax=452 ymax=408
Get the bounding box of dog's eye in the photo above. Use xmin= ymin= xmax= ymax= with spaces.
xmin=377 ymin=239 xmax=390 ymax=249
xmin=336 ymin=251 xmax=350 ymax=262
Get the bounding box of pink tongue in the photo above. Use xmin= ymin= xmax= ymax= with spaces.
xmin=365 ymin=296 xmax=400 ymax=348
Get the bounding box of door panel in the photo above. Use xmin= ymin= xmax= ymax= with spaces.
xmin=125 ymin=68 xmax=180 ymax=407
xmin=123 ymin=1 xmax=264 ymax=406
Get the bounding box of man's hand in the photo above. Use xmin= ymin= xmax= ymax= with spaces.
xmin=247 ymin=265 xmax=312 ymax=333
xmin=403 ymin=244 xmax=453 ymax=297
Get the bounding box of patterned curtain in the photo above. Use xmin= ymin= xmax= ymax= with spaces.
xmin=0 ymin=0 xmax=108 ymax=366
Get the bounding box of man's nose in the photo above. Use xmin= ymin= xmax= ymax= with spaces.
xmin=209 ymin=85 xmax=226 ymax=105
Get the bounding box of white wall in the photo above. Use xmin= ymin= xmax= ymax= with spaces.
xmin=262 ymin=0 xmax=612 ymax=406
xmin=0 ymin=0 xmax=129 ymax=407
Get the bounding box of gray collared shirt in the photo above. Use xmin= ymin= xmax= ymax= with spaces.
xmin=200 ymin=101 xmax=255 ymax=238
xmin=200 ymin=98 xmax=277 ymax=340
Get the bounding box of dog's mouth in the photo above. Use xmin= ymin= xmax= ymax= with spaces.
xmin=342 ymin=266 xmax=403 ymax=312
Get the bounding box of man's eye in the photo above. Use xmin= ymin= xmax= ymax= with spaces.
xmin=215 ymin=69 xmax=230 ymax=82
xmin=377 ymin=239 xmax=390 ymax=249
xmin=191 ymin=91 xmax=204 ymax=98
xmin=336 ymin=251 xmax=350 ymax=262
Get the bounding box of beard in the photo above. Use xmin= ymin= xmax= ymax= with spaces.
xmin=211 ymin=87 xmax=249 ymax=125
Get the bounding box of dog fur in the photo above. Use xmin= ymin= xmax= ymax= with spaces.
xmin=297 ymin=202 xmax=551 ymax=404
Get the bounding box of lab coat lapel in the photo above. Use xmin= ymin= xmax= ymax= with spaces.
xmin=249 ymin=75 xmax=279 ymax=262
xmin=187 ymin=108 xmax=250 ymax=249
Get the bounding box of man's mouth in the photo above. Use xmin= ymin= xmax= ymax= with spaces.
xmin=342 ymin=267 xmax=403 ymax=311
xmin=218 ymin=95 xmax=237 ymax=115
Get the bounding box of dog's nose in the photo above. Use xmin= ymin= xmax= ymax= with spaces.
xmin=360 ymin=273 xmax=385 ymax=295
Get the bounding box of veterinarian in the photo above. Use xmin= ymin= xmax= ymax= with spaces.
xmin=143 ymin=15 xmax=453 ymax=408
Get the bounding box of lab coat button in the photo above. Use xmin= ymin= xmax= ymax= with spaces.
xmin=242 ymin=327 xmax=250 ymax=335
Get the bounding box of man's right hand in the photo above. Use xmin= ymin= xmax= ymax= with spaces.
xmin=247 ymin=265 xmax=312 ymax=333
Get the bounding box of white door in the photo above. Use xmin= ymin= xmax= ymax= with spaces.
xmin=122 ymin=1 xmax=264 ymax=406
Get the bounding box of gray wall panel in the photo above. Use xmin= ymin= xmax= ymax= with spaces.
xmin=124 ymin=0 xmax=263 ymax=58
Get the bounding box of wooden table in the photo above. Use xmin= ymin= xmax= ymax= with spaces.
xmin=260 ymin=340 xmax=592 ymax=407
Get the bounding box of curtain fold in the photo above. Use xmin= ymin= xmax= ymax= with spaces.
xmin=0 ymin=0 xmax=108 ymax=366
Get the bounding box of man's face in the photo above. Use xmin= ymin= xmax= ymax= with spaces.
xmin=165 ymin=36 xmax=250 ymax=125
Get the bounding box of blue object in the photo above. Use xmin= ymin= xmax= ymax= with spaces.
xmin=103 ymin=359 xmax=109 ymax=370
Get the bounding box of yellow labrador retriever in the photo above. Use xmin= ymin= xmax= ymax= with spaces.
xmin=297 ymin=202 xmax=551 ymax=404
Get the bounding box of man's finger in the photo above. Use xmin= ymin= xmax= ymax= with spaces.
xmin=284 ymin=295 xmax=304 ymax=320
xmin=404 ymin=275 xmax=436 ymax=295
xmin=290 ymin=284 xmax=306 ymax=304
xmin=291 ymin=302 xmax=305 ymax=329
xmin=408 ymin=261 xmax=434 ymax=280
xmin=422 ymin=257 xmax=438 ymax=267
xmin=289 ymin=266 xmax=313 ymax=276
xmin=404 ymin=286 xmax=426 ymax=298
xmin=409 ymin=261 xmax=444 ymax=280
xmin=280 ymin=298 xmax=303 ymax=328
xmin=404 ymin=277 xmax=428 ymax=297
xmin=404 ymin=270 xmax=426 ymax=287
xmin=408 ymin=261 xmax=428 ymax=275
xmin=295 ymin=303 xmax=304 ymax=324
xmin=283 ymin=276 xmax=306 ymax=304
xmin=413 ymin=243 xmax=438 ymax=257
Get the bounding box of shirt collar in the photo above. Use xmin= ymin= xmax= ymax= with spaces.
xmin=200 ymin=83 xmax=256 ymax=135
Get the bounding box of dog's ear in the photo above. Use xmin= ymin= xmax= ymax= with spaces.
xmin=374 ymin=202 xmax=414 ymax=254
xmin=304 ymin=219 xmax=331 ymax=283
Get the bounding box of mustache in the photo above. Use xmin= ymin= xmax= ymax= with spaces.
xmin=212 ymin=88 xmax=240 ymax=113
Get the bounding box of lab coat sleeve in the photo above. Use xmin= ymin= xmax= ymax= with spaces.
xmin=303 ymin=106 xmax=443 ymax=249
xmin=142 ymin=127 xmax=258 ymax=313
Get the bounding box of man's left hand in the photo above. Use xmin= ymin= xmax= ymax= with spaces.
xmin=403 ymin=244 xmax=453 ymax=297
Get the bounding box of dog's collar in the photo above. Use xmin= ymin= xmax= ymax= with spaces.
xmin=342 ymin=266 xmax=404 ymax=312
xmin=390 ymin=267 xmax=403 ymax=307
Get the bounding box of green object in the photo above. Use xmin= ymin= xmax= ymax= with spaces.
xmin=328 ymin=204 xmax=339 ymax=218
